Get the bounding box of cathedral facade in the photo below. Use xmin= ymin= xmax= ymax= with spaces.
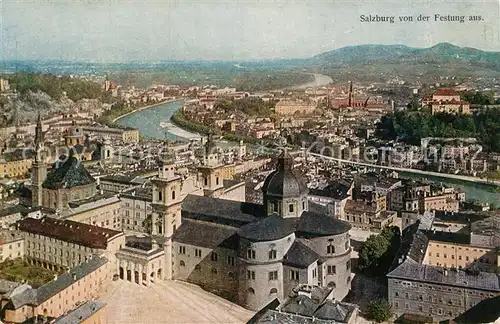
xmin=154 ymin=151 xmax=353 ymax=311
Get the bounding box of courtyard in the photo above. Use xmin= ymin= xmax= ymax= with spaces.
xmin=99 ymin=279 xmax=254 ymax=323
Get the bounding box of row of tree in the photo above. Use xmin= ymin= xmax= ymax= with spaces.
xmin=215 ymin=97 xmax=277 ymax=117
xmin=375 ymin=108 xmax=500 ymax=152
xmin=170 ymin=109 xmax=261 ymax=144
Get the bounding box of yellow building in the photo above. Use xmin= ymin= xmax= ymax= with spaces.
xmin=428 ymin=88 xmax=471 ymax=115
xmin=0 ymin=158 xmax=33 ymax=179
xmin=1 ymin=256 xmax=110 ymax=323
xmin=18 ymin=217 xmax=125 ymax=271
xmin=62 ymin=196 xmax=122 ymax=230
xmin=221 ymin=164 xmax=236 ymax=180
xmin=0 ymin=230 xmax=24 ymax=262
xmin=423 ymin=231 xmax=499 ymax=271
xmin=275 ymin=100 xmax=316 ymax=115
xmin=82 ymin=126 xmax=140 ymax=143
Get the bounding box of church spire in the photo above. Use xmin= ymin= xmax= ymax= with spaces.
xmin=35 ymin=111 xmax=43 ymax=148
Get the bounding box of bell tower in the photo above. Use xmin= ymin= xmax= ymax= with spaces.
xmin=197 ymin=133 xmax=224 ymax=194
xmin=31 ymin=112 xmax=47 ymax=208
xmin=100 ymin=136 xmax=114 ymax=164
xmin=151 ymin=151 xmax=182 ymax=280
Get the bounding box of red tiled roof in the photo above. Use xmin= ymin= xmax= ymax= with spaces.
xmin=434 ymin=88 xmax=459 ymax=96
xmin=18 ymin=217 xmax=122 ymax=249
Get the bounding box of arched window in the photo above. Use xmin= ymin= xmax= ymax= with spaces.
xmin=327 ymin=281 xmax=336 ymax=288
xmin=247 ymin=287 xmax=255 ymax=294
xmin=158 ymin=191 xmax=163 ymax=201
xmin=327 ymin=243 xmax=335 ymax=254
xmin=172 ymin=190 xmax=176 ymax=200
xmin=289 ymin=204 xmax=294 ymax=213
xmin=270 ymin=288 xmax=278 ymax=295
xmin=273 ymin=201 xmax=279 ymax=212
xmin=180 ymin=260 xmax=185 ymax=267
xmin=268 ymin=249 xmax=277 ymax=260
xmin=216 ymin=177 xmax=220 ymax=185
xmin=204 ymin=177 xmax=208 ymax=186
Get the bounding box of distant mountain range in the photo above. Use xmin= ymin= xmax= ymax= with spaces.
xmin=309 ymin=42 xmax=500 ymax=71
xmin=1 ymin=43 xmax=499 ymax=81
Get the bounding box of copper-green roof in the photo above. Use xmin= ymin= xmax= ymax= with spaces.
xmin=42 ymin=156 xmax=95 ymax=189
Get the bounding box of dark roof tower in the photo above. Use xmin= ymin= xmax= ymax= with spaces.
xmin=262 ymin=150 xmax=309 ymax=218
xmin=34 ymin=112 xmax=44 ymax=149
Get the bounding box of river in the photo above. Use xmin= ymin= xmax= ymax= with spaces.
xmin=401 ymin=172 xmax=500 ymax=208
xmin=115 ymin=99 xmax=201 ymax=141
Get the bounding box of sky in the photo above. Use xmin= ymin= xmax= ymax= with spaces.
xmin=0 ymin=0 xmax=499 ymax=62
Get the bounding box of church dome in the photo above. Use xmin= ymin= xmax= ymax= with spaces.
xmin=262 ymin=151 xmax=308 ymax=198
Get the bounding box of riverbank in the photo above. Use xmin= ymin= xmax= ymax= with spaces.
xmin=111 ymin=98 xmax=183 ymax=123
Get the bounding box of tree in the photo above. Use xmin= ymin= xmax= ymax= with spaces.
xmin=358 ymin=226 xmax=401 ymax=276
xmin=368 ymin=298 xmax=393 ymax=323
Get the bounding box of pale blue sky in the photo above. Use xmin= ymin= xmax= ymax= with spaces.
xmin=1 ymin=0 xmax=499 ymax=62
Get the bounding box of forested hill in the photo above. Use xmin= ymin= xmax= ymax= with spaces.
xmin=375 ymin=108 xmax=500 ymax=152
xmin=311 ymin=43 xmax=500 ymax=70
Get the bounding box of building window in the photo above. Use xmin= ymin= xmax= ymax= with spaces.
xmin=268 ymin=271 xmax=278 ymax=281
xmin=270 ymin=288 xmax=278 ymax=295
xmin=179 ymin=246 xmax=186 ymax=255
xmin=289 ymin=204 xmax=294 ymax=213
xmin=195 ymin=249 xmax=202 ymax=258
xmin=211 ymin=268 xmax=218 ymax=275
xmin=211 ymin=252 xmax=218 ymax=262
xmin=158 ymin=191 xmax=162 ymax=201
xmin=171 ymin=191 xmax=176 ymax=200
xmin=269 ymin=249 xmax=277 ymax=260
xmin=444 ymin=254 xmax=447 ymax=259
xmin=327 ymin=265 xmax=336 ymax=275
xmin=247 ymin=249 xmax=256 ymax=259
xmin=195 ymin=265 xmax=201 ymax=271
xmin=290 ymin=270 xmax=299 ymax=281
xmin=247 ymin=287 xmax=255 ymax=294
xmin=180 ymin=260 xmax=185 ymax=267
xmin=312 ymin=268 xmax=317 ymax=278
xmin=436 ymin=253 xmax=440 ymax=257
xmin=273 ymin=201 xmax=279 ymax=212
xmin=327 ymin=281 xmax=336 ymax=288
xmin=204 ymin=177 xmax=208 ymax=186
xmin=247 ymin=270 xmax=255 ymax=280
xmin=327 ymin=244 xmax=335 ymax=254
xmin=216 ymin=177 xmax=219 ymax=185
xmin=227 ymin=256 xmax=235 ymax=266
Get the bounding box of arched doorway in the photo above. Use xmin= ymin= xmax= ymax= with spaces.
xmin=150 ymin=272 xmax=155 ymax=283
xmin=119 ymin=267 xmax=124 ymax=279
xmin=142 ymin=273 xmax=147 ymax=285
xmin=134 ymin=271 xmax=139 ymax=284
xmin=157 ymin=269 xmax=162 ymax=279
xmin=126 ymin=270 xmax=131 ymax=281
